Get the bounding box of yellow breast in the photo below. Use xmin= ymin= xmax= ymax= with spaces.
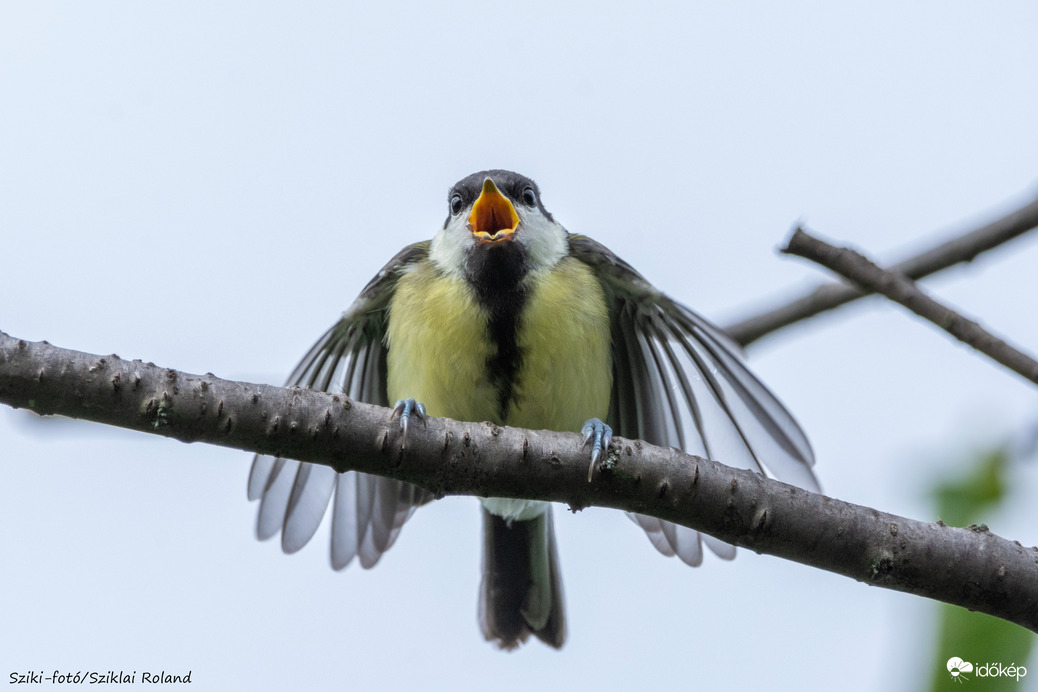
xmin=386 ymin=261 xmax=500 ymax=423
xmin=385 ymin=256 xmax=612 ymax=433
xmin=509 ymin=257 xmax=612 ymax=432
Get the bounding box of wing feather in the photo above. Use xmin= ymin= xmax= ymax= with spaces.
xmin=627 ymin=513 xmax=676 ymax=557
xmin=372 ymin=476 xmax=400 ymax=554
xmin=330 ymin=472 xmax=360 ymax=570
xmin=674 ymin=307 xmax=814 ymax=465
xmin=248 ymin=242 xmax=435 ymax=570
xmin=569 ymin=234 xmax=817 ymax=565
xmin=256 ymin=457 xmax=298 ymax=541
xmin=615 ymin=306 xmax=669 ymax=446
xmin=338 ymin=330 xmax=366 ymax=396
xmin=352 ymin=473 xmax=377 ymax=566
xmin=664 ymin=321 xmax=762 ymax=473
xmin=608 ymin=308 xmax=640 ymax=437
xmin=282 ymin=462 xmax=337 ymax=554
xmin=246 ymin=453 xmax=275 ymax=502
xmin=639 ymin=325 xmax=686 ymax=451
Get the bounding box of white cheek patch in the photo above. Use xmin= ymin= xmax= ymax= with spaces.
xmin=517 ymin=211 xmax=568 ymax=275
xmin=429 ymin=217 xmax=471 ymax=280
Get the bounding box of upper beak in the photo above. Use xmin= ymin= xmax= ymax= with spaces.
xmin=468 ymin=178 xmax=519 ymax=241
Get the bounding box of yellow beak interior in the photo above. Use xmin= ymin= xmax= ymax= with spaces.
xmin=469 ymin=178 xmax=519 ymax=241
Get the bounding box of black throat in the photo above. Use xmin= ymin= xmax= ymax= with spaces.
xmin=465 ymin=241 xmax=529 ymax=422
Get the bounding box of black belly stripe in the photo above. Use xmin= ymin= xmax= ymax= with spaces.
xmin=465 ymin=242 xmax=528 ymax=422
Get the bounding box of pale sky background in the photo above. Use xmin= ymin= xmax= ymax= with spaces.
xmin=2 ymin=3 xmax=1038 ymax=691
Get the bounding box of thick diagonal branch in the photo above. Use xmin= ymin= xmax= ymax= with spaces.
xmin=783 ymin=229 xmax=1038 ymax=386
xmin=725 ymin=194 xmax=1038 ymax=346
xmin=1 ymin=331 xmax=1037 ymax=631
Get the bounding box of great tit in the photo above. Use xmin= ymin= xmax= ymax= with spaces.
xmin=248 ymin=169 xmax=818 ymax=650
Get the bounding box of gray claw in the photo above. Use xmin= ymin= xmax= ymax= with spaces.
xmin=581 ymin=418 xmax=613 ymax=482
xmin=391 ymin=398 xmax=426 ymax=447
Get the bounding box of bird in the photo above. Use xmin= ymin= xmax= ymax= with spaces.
xmin=247 ymin=169 xmax=818 ymax=650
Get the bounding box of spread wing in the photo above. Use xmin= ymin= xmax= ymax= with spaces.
xmin=569 ymin=234 xmax=818 ymax=566
xmin=247 ymin=242 xmax=435 ymax=570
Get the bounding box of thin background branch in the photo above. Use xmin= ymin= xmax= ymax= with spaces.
xmin=724 ymin=193 xmax=1038 ymax=346
xmin=783 ymin=229 xmax=1038 ymax=386
xmin=2 ymin=331 xmax=1037 ymax=632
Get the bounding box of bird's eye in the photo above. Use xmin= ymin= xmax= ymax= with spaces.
xmin=521 ymin=187 xmax=537 ymax=207
xmin=450 ymin=194 xmax=463 ymax=215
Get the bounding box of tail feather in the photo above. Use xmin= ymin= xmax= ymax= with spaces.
xmin=478 ymin=507 xmax=565 ymax=649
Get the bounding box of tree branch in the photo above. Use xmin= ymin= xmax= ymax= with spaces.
xmin=724 ymin=193 xmax=1038 ymax=346
xmin=783 ymin=229 xmax=1038 ymax=386
xmin=2 ymin=330 xmax=1038 ymax=631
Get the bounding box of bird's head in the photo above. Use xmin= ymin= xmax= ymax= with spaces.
xmin=430 ymin=170 xmax=568 ymax=279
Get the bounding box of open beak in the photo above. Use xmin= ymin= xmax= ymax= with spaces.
xmin=468 ymin=178 xmax=519 ymax=241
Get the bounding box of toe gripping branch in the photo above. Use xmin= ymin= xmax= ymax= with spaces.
xmin=581 ymin=418 xmax=613 ymax=482
xmin=391 ymin=398 xmax=427 ymax=447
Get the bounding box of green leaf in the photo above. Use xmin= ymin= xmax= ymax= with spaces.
xmin=929 ymin=445 xmax=1034 ymax=691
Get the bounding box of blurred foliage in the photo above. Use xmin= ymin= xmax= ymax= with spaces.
xmin=934 ymin=448 xmax=1008 ymax=528
xmin=929 ymin=446 xmax=1034 ymax=691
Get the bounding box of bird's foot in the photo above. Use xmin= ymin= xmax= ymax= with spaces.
xmin=581 ymin=418 xmax=613 ymax=482
xmin=391 ymin=398 xmax=427 ymax=447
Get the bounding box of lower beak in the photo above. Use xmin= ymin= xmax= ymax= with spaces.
xmin=469 ymin=178 xmax=519 ymax=241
